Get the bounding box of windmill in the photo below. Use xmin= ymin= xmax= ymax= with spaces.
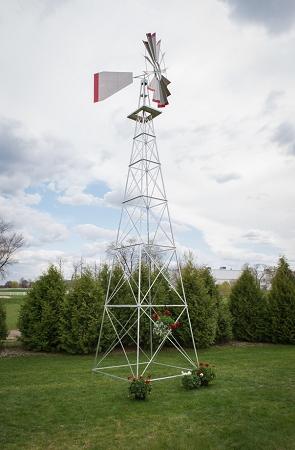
xmin=93 ymin=33 xmax=198 ymax=383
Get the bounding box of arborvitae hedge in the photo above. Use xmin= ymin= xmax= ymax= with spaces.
xmin=177 ymin=260 xmax=217 ymax=348
xmin=0 ymin=301 xmax=7 ymax=343
xmin=60 ymin=269 xmax=112 ymax=354
xmin=269 ymin=257 xmax=295 ymax=344
xmin=18 ymin=265 xmax=66 ymax=351
xmin=215 ymin=298 xmax=233 ymax=343
xmin=230 ymin=267 xmax=268 ymax=341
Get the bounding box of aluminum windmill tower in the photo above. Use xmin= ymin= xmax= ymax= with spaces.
xmin=93 ymin=33 xmax=198 ymax=382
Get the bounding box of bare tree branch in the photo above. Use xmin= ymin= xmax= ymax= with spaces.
xmin=0 ymin=219 xmax=24 ymax=278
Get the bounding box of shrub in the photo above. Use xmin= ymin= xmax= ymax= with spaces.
xmin=19 ymin=265 xmax=66 ymax=351
xmin=176 ymin=259 xmax=217 ymax=348
xmin=0 ymin=301 xmax=7 ymax=344
xmin=218 ymin=281 xmax=232 ymax=299
xmin=181 ymin=370 xmax=202 ymax=390
xmin=230 ymin=267 xmax=268 ymax=341
xmin=269 ymin=257 xmax=295 ymax=344
xmin=215 ymin=298 xmax=233 ymax=343
xmin=128 ymin=376 xmax=152 ymax=400
xmin=60 ymin=269 xmax=111 ymax=354
xmin=181 ymin=363 xmax=216 ymax=390
xmin=98 ymin=264 xmax=136 ymax=348
xmin=198 ymin=362 xmax=216 ymax=386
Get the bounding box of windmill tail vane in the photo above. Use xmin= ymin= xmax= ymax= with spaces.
xmin=93 ymin=32 xmax=171 ymax=107
xmin=92 ymin=33 xmax=198 ymax=383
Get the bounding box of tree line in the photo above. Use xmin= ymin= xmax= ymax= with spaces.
xmin=1 ymin=256 xmax=294 ymax=351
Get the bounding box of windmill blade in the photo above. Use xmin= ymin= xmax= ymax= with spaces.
xmin=144 ymin=55 xmax=155 ymax=69
xmin=146 ymin=32 xmax=157 ymax=61
xmin=156 ymin=39 xmax=161 ymax=62
xmin=160 ymin=79 xmax=170 ymax=100
xmin=143 ymin=32 xmax=161 ymax=66
xmin=161 ymin=75 xmax=171 ymax=87
xmin=147 ymin=76 xmax=158 ymax=92
xmin=143 ymin=40 xmax=157 ymax=65
xmin=93 ymin=71 xmax=133 ymax=102
xmin=148 ymin=75 xmax=170 ymax=108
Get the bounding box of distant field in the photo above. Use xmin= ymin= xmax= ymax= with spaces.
xmin=0 ymin=296 xmax=25 ymax=330
xmin=0 ymin=288 xmax=28 ymax=295
xmin=0 ymin=345 xmax=294 ymax=450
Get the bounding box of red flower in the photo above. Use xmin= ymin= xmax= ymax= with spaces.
xmin=169 ymin=323 xmax=176 ymax=330
xmin=163 ymin=309 xmax=172 ymax=316
xmin=152 ymin=312 xmax=160 ymax=321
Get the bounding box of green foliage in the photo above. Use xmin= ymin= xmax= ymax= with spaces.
xmin=99 ymin=263 xmax=136 ymax=348
xmin=218 ymin=281 xmax=232 ymax=299
xmin=176 ymin=259 xmax=217 ymax=348
xmin=269 ymin=257 xmax=295 ymax=344
xmin=1 ymin=296 xmax=24 ymax=330
xmin=230 ymin=267 xmax=268 ymax=341
xmin=0 ymin=301 xmax=7 ymax=343
xmin=181 ymin=362 xmax=216 ymax=390
xmin=198 ymin=362 xmax=216 ymax=385
xmin=60 ymin=269 xmax=111 ymax=354
xmin=215 ymin=298 xmax=233 ymax=343
xmin=18 ymin=265 xmax=66 ymax=351
xmin=181 ymin=371 xmax=202 ymax=390
xmin=128 ymin=376 xmax=152 ymax=400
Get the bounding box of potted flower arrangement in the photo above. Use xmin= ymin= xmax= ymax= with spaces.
xmin=152 ymin=309 xmax=181 ymax=338
xmin=181 ymin=362 xmax=216 ymax=390
xmin=197 ymin=362 xmax=216 ymax=386
xmin=128 ymin=375 xmax=152 ymax=400
xmin=181 ymin=370 xmax=202 ymax=390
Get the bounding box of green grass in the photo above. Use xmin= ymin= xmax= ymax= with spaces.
xmin=0 ymin=296 xmax=24 ymax=330
xmin=0 ymin=345 xmax=294 ymax=449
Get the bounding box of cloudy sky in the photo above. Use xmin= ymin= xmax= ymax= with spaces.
xmin=1 ymin=0 xmax=295 ymax=280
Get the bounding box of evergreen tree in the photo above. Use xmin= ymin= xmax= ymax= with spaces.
xmin=19 ymin=265 xmax=65 ymax=351
xmin=215 ymin=298 xmax=233 ymax=343
xmin=269 ymin=257 xmax=295 ymax=344
xmin=177 ymin=259 xmax=217 ymax=348
xmin=0 ymin=301 xmax=7 ymax=344
xmin=198 ymin=266 xmax=233 ymax=343
xmin=97 ymin=263 xmax=131 ymax=348
xmin=60 ymin=269 xmax=111 ymax=354
xmin=230 ymin=267 xmax=267 ymax=341
xmin=218 ymin=281 xmax=232 ymax=300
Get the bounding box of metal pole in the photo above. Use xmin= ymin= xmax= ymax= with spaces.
xmin=136 ymin=243 xmax=142 ymax=377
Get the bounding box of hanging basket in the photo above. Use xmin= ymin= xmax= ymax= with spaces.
xmin=152 ymin=310 xmax=181 ymax=338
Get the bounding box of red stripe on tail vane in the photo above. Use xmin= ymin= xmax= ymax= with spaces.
xmin=94 ymin=73 xmax=99 ymax=102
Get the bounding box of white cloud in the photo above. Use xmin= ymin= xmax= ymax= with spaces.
xmin=0 ymin=195 xmax=68 ymax=245
xmin=57 ymin=191 xmax=102 ymax=206
xmin=75 ymin=224 xmax=116 ymax=241
xmin=1 ymin=0 xmax=295 ymax=279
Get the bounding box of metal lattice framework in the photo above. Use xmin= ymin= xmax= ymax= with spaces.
xmin=93 ymin=34 xmax=198 ymax=382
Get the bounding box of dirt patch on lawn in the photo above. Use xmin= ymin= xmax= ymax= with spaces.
xmin=0 ymin=347 xmax=65 ymax=358
xmin=215 ymin=341 xmax=272 ymax=348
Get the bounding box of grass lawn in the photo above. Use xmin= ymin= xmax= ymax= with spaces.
xmin=0 ymin=345 xmax=294 ymax=450
xmin=0 ymin=296 xmax=24 ymax=330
